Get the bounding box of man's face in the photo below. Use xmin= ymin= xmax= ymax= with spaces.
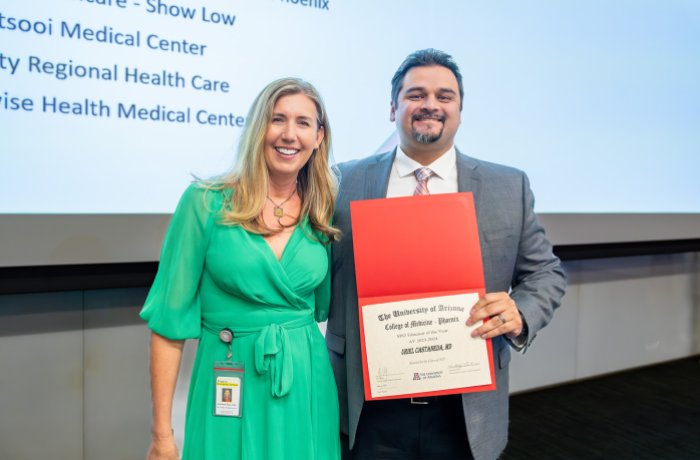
xmin=390 ymin=65 xmax=461 ymax=158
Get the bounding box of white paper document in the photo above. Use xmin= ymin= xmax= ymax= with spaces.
xmin=361 ymin=293 xmax=493 ymax=398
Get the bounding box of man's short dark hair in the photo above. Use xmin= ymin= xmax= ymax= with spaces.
xmin=391 ymin=48 xmax=464 ymax=110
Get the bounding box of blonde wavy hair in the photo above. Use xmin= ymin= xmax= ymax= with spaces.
xmin=207 ymin=77 xmax=340 ymax=243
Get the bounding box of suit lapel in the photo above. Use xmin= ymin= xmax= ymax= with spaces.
xmin=366 ymin=148 xmax=479 ymax=199
xmin=456 ymin=149 xmax=481 ymax=198
xmin=365 ymin=150 xmax=395 ymax=199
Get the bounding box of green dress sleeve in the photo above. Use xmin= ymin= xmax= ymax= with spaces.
xmin=140 ymin=184 xmax=219 ymax=340
xmin=314 ymin=241 xmax=332 ymax=322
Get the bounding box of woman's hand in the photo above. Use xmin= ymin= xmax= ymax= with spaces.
xmin=147 ymin=433 xmax=179 ymax=460
xmin=147 ymin=332 xmax=185 ymax=460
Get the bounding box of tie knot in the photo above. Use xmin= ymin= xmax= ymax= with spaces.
xmin=413 ymin=167 xmax=435 ymax=195
xmin=414 ymin=167 xmax=435 ymax=182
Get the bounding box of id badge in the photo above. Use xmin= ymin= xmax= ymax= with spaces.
xmin=213 ymin=361 xmax=244 ymax=417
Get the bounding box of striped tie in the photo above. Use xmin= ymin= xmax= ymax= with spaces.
xmin=414 ymin=167 xmax=435 ymax=195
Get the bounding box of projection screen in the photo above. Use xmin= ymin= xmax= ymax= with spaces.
xmin=1 ymin=0 xmax=699 ymax=267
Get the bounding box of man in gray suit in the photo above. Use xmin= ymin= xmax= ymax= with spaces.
xmin=326 ymin=49 xmax=567 ymax=460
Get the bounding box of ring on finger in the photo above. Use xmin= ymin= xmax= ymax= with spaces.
xmin=497 ymin=313 xmax=507 ymax=325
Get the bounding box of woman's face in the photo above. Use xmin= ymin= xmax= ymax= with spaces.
xmin=264 ymin=93 xmax=324 ymax=182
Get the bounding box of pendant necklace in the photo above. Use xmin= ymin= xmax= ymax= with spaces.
xmin=266 ymin=188 xmax=297 ymax=218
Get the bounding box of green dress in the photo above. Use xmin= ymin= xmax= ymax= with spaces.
xmin=140 ymin=184 xmax=340 ymax=460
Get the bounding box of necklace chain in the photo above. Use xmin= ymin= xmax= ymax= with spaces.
xmin=266 ymin=188 xmax=296 ymax=218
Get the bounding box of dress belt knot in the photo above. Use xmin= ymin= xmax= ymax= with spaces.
xmin=204 ymin=314 xmax=314 ymax=398
xmin=255 ymin=322 xmax=294 ymax=397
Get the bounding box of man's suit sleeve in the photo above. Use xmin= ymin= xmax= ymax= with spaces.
xmin=508 ymin=173 xmax=566 ymax=349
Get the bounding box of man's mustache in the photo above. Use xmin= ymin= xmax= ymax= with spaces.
xmin=412 ymin=111 xmax=445 ymax=122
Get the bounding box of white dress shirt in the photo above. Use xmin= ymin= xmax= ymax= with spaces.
xmin=386 ymin=145 xmax=458 ymax=198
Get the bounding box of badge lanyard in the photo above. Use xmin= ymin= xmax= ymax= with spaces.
xmin=213 ymin=328 xmax=244 ymax=417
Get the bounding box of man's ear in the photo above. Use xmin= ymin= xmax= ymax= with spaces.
xmin=389 ymin=101 xmax=396 ymax=122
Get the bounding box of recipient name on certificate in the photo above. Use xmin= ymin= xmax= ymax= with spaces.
xmin=361 ymin=292 xmax=493 ymax=399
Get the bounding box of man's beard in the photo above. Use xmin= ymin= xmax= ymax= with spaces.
xmin=412 ymin=112 xmax=444 ymax=144
xmin=413 ymin=129 xmax=443 ymax=144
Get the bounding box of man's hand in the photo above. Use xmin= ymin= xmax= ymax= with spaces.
xmin=466 ymin=292 xmax=523 ymax=340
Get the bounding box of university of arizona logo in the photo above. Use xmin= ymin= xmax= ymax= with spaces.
xmin=413 ymin=373 xmax=421 ymax=380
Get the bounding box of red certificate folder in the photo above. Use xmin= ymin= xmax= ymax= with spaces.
xmin=350 ymin=192 xmax=496 ymax=400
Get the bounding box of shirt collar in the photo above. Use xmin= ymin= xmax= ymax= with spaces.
xmin=394 ymin=145 xmax=457 ymax=179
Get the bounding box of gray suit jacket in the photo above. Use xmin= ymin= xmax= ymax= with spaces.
xmin=326 ymin=149 xmax=566 ymax=460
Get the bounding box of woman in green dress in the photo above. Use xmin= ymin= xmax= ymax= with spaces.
xmin=141 ymin=78 xmax=341 ymax=460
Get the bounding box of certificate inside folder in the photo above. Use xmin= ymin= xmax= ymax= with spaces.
xmin=350 ymin=192 xmax=496 ymax=400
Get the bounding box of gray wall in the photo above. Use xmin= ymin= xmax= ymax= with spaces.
xmin=1 ymin=254 xmax=698 ymax=459
xmin=510 ymin=253 xmax=699 ymax=392
xmin=0 ymin=288 xmax=151 ymax=460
